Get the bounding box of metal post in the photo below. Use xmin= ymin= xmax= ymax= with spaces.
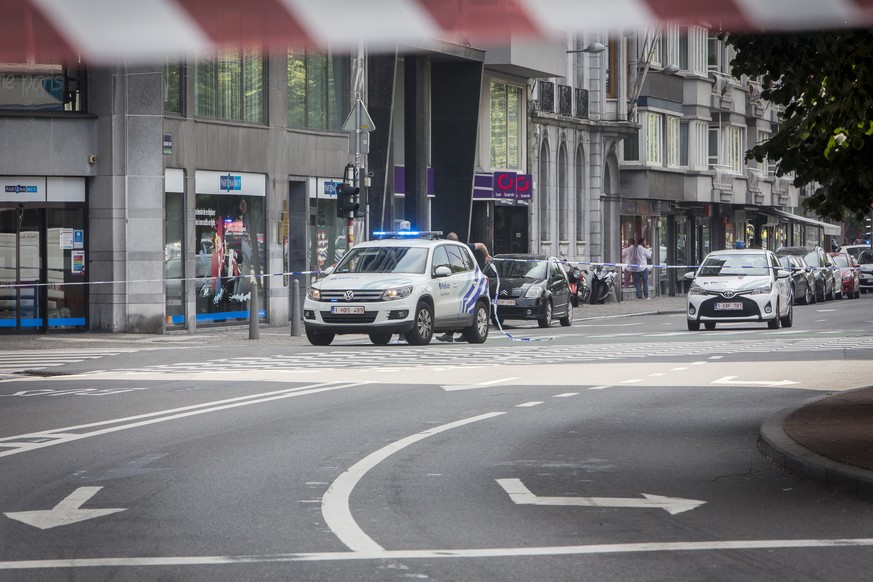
xmin=290 ymin=278 xmax=301 ymax=336
xmin=248 ymin=271 xmax=259 ymax=340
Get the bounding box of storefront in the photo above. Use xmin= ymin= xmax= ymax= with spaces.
xmin=163 ymin=170 xmax=267 ymax=328
xmin=619 ymin=199 xmax=663 ymax=298
xmin=0 ymin=177 xmax=87 ymax=333
xmin=472 ymin=171 xmax=532 ymax=255
xmin=309 ymin=177 xmax=346 ymax=275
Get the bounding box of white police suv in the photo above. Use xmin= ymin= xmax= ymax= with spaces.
xmin=685 ymin=248 xmax=793 ymax=331
xmin=303 ymin=232 xmax=491 ymax=346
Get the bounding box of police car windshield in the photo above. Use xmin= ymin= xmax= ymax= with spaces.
xmin=493 ymin=259 xmax=547 ymax=279
xmin=698 ymin=254 xmax=770 ymax=277
xmin=334 ymin=246 xmax=428 ymax=274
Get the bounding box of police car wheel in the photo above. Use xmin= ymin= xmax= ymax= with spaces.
xmin=405 ymin=302 xmax=434 ymax=345
xmin=306 ymin=330 xmax=335 ymax=346
xmin=368 ymin=332 xmax=392 ymax=345
xmin=462 ymin=301 xmax=489 ymax=344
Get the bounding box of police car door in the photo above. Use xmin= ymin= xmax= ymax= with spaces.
xmin=430 ymin=245 xmax=456 ymax=325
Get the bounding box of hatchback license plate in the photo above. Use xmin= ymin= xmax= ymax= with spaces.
xmin=331 ymin=305 xmax=365 ymax=315
xmin=714 ymin=302 xmax=743 ymax=311
xmin=496 ymin=299 xmax=516 ymax=306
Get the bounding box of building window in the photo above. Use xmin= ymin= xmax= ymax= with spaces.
xmin=688 ymin=27 xmax=708 ymax=75
xmin=606 ymin=38 xmax=619 ymax=98
xmin=679 ymin=120 xmax=689 ymax=166
xmin=575 ymin=146 xmax=585 ymax=236
xmin=725 ymin=126 xmax=743 ymax=172
xmin=288 ymin=48 xmax=350 ymax=131
xmin=195 ymin=48 xmax=265 ymax=123
xmin=538 ymin=140 xmax=551 ymax=240
xmin=490 ymin=80 xmax=523 ymax=169
xmin=757 ymin=130 xmax=774 ymax=177
xmin=645 ymin=112 xmax=664 ymax=165
xmin=0 ymin=62 xmax=85 ymax=112
xmin=678 ymin=28 xmax=689 ymax=71
xmin=623 ymin=130 xmax=640 ymax=162
xmin=164 ymin=61 xmax=183 ymax=115
xmin=708 ymin=126 xmax=719 ymax=168
xmin=558 ymin=143 xmax=568 ymax=240
xmin=667 ymin=115 xmax=681 ymax=167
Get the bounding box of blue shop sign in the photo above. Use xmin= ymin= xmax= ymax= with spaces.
xmin=219 ymin=174 xmax=242 ymax=192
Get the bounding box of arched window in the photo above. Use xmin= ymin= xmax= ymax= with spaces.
xmin=538 ymin=140 xmax=551 ymax=240
xmin=558 ymin=142 xmax=568 ymax=241
xmin=575 ymin=145 xmax=585 ymax=238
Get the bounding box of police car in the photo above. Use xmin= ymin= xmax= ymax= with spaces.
xmin=303 ymin=232 xmax=491 ymax=346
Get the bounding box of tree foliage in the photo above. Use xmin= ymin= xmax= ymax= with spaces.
xmin=726 ymin=30 xmax=873 ymax=221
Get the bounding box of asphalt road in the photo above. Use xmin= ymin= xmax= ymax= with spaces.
xmin=1 ymin=295 xmax=873 ymax=580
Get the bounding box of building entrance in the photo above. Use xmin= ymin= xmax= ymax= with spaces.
xmin=0 ymin=206 xmax=87 ymax=332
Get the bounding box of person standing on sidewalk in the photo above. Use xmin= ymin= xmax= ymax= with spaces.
xmin=623 ymin=237 xmax=652 ymax=299
xmin=437 ymin=232 xmax=492 ymax=343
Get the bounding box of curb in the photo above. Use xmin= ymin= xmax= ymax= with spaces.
xmin=758 ymin=396 xmax=873 ymax=499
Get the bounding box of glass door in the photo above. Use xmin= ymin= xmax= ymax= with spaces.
xmin=0 ymin=208 xmax=17 ymax=328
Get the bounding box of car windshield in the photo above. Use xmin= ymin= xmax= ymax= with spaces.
xmin=492 ymin=258 xmax=548 ymax=279
xmin=832 ymin=254 xmax=851 ymax=268
xmin=334 ymin=246 xmax=428 ymax=274
xmin=804 ymin=251 xmax=822 ymax=267
xmin=698 ymin=254 xmax=771 ymax=276
xmin=859 ymin=250 xmax=873 ymax=264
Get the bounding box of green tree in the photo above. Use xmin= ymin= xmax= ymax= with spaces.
xmin=726 ymin=30 xmax=873 ymax=221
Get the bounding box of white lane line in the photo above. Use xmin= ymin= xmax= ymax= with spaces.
xmin=588 ymin=385 xmax=612 ymax=390
xmin=516 ymin=402 xmax=543 ymax=408
xmin=553 ymin=392 xmax=578 ymax=398
xmin=321 ymin=412 xmax=506 ymax=553
xmin=4 ymin=538 xmax=873 ymax=569
xmin=709 ymin=356 xmax=723 ymax=360
xmin=476 ymin=377 xmax=519 ymax=386
xmin=0 ymin=382 xmax=367 ymax=459
xmin=649 ymin=373 xmax=665 ymax=377
xmin=671 ymin=367 xmax=689 ymax=371
xmin=621 ymin=379 xmax=642 ymax=384
xmin=690 ymin=362 xmax=707 ymax=366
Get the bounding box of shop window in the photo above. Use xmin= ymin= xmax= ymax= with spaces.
xmin=0 ymin=62 xmax=85 ymax=112
xmin=490 ymin=80 xmax=523 ymax=170
xmin=165 ymin=192 xmax=184 ymax=326
xmin=194 ymin=195 xmax=265 ymax=323
xmin=195 ymin=48 xmax=265 ymax=123
xmin=288 ymin=48 xmax=351 ymax=131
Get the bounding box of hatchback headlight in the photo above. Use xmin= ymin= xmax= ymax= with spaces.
xmin=525 ymin=285 xmax=545 ymax=298
xmin=382 ymin=285 xmax=413 ymax=301
xmin=688 ymin=282 xmax=706 ymax=296
xmin=308 ymin=287 xmax=321 ymax=300
xmin=750 ymin=283 xmax=772 ymax=295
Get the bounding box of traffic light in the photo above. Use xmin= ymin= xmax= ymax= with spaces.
xmin=336 ymin=183 xmax=360 ymax=218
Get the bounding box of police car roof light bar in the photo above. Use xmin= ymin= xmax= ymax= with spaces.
xmin=372 ymin=230 xmax=444 ymax=239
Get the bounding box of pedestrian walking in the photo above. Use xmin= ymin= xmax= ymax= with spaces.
xmin=622 ymin=238 xmax=652 ymax=299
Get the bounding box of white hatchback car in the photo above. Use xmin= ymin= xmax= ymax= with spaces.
xmin=303 ymin=233 xmax=491 ymax=346
xmin=685 ymin=249 xmax=793 ymax=331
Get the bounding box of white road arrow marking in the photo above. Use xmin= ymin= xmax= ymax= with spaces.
xmin=497 ymin=478 xmax=705 ymax=515
xmin=442 ymin=377 xmax=518 ymax=392
xmin=711 ymin=376 xmax=799 ymax=387
xmin=4 ymin=487 xmax=126 ymax=530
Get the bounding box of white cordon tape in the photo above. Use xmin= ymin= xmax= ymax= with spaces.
xmin=486 ymin=259 xmax=555 ymax=343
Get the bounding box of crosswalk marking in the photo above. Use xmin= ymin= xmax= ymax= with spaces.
xmin=82 ymin=335 xmax=873 ymax=377
xmin=0 ymin=350 xmax=127 ymax=373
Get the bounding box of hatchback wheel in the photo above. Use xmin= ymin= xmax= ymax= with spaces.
xmin=704 ymin=322 xmax=716 ymax=330
xmin=559 ymin=302 xmax=573 ymax=327
xmin=687 ymin=320 xmax=700 ymax=331
xmin=780 ymin=300 xmax=794 ymax=328
xmin=538 ymin=300 xmax=553 ymax=328
xmin=767 ymin=301 xmax=781 ymax=329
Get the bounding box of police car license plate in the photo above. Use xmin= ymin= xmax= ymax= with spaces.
xmin=714 ymin=302 xmax=742 ymax=311
xmin=331 ymin=305 xmax=365 ymax=315
xmin=496 ymin=299 xmax=516 ymax=306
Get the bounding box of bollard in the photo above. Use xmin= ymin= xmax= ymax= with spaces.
xmin=291 ymin=278 xmax=302 ymax=336
xmin=248 ymin=274 xmax=260 ymax=340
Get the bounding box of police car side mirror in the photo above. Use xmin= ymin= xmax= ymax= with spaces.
xmin=433 ymin=265 xmax=452 ymax=278
xmin=776 ymin=269 xmax=791 ymax=279
xmin=323 ymin=266 xmax=335 ymax=276
xmin=683 ymin=271 xmax=695 ymax=280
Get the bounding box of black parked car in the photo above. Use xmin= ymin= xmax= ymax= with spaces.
xmin=488 ymin=254 xmax=573 ymax=328
xmin=776 ymin=246 xmax=833 ymax=302
xmin=778 ymin=255 xmax=816 ymax=305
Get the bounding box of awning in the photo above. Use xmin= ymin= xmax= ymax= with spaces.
xmin=764 ymin=208 xmax=842 ymax=236
xmin=3 ymin=0 xmax=873 ymax=64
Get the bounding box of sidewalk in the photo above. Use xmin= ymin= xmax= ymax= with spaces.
xmin=1 ymin=294 xmax=871 ymax=498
